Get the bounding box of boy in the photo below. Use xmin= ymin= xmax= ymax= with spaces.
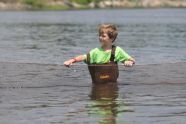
xmin=64 ymin=24 xmax=135 ymax=67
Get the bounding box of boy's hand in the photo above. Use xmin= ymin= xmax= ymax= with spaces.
xmin=63 ymin=59 xmax=75 ymax=67
xmin=124 ymin=60 xmax=134 ymax=67
xmin=63 ymin=55 xmax=85 ymax=67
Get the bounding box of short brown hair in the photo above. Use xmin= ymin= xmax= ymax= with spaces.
xmin=99 ymin=24 xmax=118 ymax=42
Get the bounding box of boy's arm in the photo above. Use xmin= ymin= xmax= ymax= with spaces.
xmin=73 ymin=55 xmax=86 ymax=62
xmin=64 ymin=55 xmax=86 ymax=67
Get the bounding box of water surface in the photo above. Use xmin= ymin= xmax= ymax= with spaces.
xmin=0 ymin=9 xmax=186 ymax=124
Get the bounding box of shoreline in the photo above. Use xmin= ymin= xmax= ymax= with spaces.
xmin=0 ymin=0 xmax=186 ymax=11
xmin=0 ymin=7 xmax=186 ymax=12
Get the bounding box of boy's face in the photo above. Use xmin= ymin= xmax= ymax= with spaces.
xmin=99 ymin=33 xmax=112 ymax=46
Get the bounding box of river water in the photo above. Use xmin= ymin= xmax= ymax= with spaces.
xmin=0 ymin=9 xmax=186 ymax=124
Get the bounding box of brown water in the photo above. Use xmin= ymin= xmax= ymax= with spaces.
xmin=0 ymin=9 xmax=186 ymax=124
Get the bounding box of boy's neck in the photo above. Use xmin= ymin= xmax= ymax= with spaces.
xmin=101 ymin=44 xmax=112 ymax=51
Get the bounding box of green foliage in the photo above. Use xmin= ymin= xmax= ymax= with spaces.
xmin=71 ymin=0 xmax=93 ymax=5
xmin=44 ymin=5 xmax=70 ymax=10
xmin=21 ymin=0 xmax=93 ymax=10
xmin=22 ymin=0 xmax=45 ymax=9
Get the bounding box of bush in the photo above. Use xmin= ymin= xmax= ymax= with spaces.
xmin=22 ymin=0 xmax=45 ymax=9
xmin=71 ymin=0 xmax=94 ymax=5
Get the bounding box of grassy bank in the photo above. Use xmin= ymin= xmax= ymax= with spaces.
xmin=21 ymin=0 xmax=100 ymax=10
xmin=21 ymin=0 xmax=67 ymax=10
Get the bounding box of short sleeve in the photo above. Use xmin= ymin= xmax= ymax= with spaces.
xmin=84 ymin=48 xmax=97 ymax=64
xmin=115 ymin=46 xmax=132 ymax=62
xmin=83 ymin=54 xmax=87 ymax=63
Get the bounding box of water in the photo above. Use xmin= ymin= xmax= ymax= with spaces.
xmin=0 ymin=9 xmax=186 ymax=124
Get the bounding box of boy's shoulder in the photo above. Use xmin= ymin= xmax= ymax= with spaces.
xmin=89 ymin=47 xmax=101 ymax=53
xmin=115 ymin=46 xmax=124 ymax=51
xmin=89 ymin=46 xmax=124 ymax=54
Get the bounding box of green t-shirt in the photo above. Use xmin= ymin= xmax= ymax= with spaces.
xmin=84 ymin=46 xmax=132 ymax=64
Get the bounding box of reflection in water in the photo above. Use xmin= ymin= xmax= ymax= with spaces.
xmin=88 ymin=83 xmax=124 ymax=124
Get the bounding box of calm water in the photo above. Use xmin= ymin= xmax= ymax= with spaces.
xmin=0 ymin=9 xmax=186 ymax=124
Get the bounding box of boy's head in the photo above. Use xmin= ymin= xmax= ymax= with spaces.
xmin=99 ymin=24 xmax=118 ymax=45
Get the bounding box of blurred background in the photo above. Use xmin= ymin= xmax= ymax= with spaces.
xmin=1 ymin=0 xmax=186 ymax=10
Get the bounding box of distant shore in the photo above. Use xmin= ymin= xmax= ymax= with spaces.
xmin=0 ymin=0 xmax=186 ymax=11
